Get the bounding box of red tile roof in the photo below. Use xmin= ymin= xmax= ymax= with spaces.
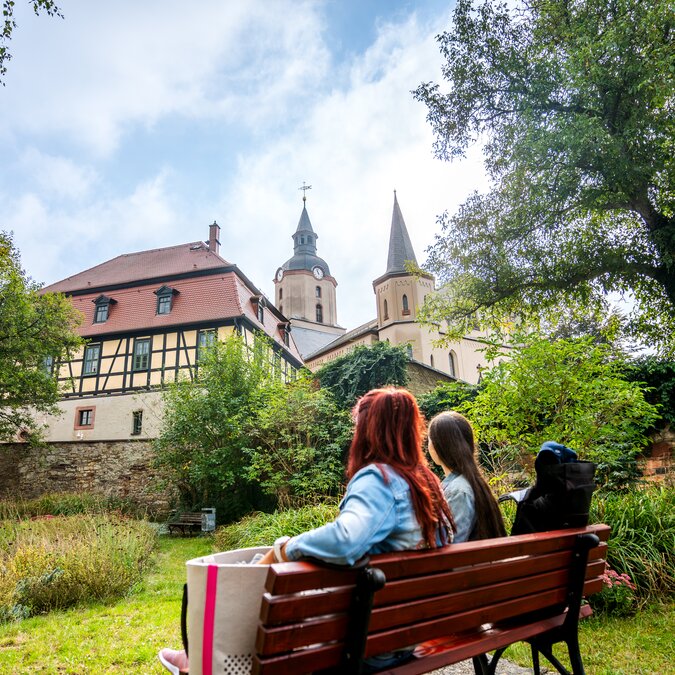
xmin=42 ymin=240 xmax=302 ymax=362
xmin=43 ymin=241 xmax=230 ymax=294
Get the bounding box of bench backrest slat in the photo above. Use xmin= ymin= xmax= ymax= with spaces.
xmin=254 ymin=525 xmax=610 ymax=675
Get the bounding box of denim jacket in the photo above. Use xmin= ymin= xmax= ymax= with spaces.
xmin=285 ymin=463 xmax=444 ymax=566
xmin=441 ymin=472 xmax=475 ymax=543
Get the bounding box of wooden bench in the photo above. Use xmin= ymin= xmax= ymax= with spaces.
xmin=254 ymin=524 xmax=610 ymax=675
xmin=167 ymin=511 xmax=203 ymax=535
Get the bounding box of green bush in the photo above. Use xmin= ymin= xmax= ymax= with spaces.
xmin=591 ymin=486 xmax=674 ymax=603
xmin=0 ymin=514 xmax=156 ymax=622
xmin=0 ymin=493 xmax=147 ymax=520
xmin=416 ymin=380 xmax=480 ymax=419
xmin=315 ymin=341 xmax=409 ymax=409
xmin=213 ymin=502 xmax=338 ymax=551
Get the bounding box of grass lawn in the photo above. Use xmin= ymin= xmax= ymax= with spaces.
xmin=0 ymin=535 xmax=212 ymax=674
xmin=0 ymin=534 xmax=672 ymax=674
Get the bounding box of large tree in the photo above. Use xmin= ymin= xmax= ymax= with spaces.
xmin=1 ymin=1 xmax=62 ymax=84
xmin=0 ymin=232 xmax=82 ymax=441
xmin=414 ymin=0 xmax=675 ymax=352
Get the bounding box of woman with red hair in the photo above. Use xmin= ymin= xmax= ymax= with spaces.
xmin=262 ymin=386 xmax=454 ymax=566
xmin=160 ymin=387 xmax=453 ymax=673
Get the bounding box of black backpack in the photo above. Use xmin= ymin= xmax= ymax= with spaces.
xmin=501 ymin=442 xmax=596 ymax=535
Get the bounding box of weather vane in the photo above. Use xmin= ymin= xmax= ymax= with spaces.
xmin=298 ymin=181 xmax=312 ymax=202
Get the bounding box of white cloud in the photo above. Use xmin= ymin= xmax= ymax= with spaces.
xmin=4 ymin=0 xmax=330 ymax=155
xmin=3 ymin=2 xmax=491 ymax=333
xmin=215 ymin=13 xmax=490 ymax=329
xmin=18 ymin=149 xmax=98 ymax=200
xmin=7 ymin=170 xmax=182 ymax=286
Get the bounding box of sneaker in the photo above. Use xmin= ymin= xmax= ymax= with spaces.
xmin=158 ymin=648 xmax=189 ymax=674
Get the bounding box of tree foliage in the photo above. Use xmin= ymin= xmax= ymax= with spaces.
xmin=154 ymin=334 xmax=276 ymax=522
xmin=1 ymin=1 xmax=63 ymax=84
xmin=623 ymin=356 xmax=675 ymax=428
xmin=155 ymin=335 xmax=352 ymax=521
xmin=315 ymin=341 xmax=409 ymax=409
xmin=244 ymin=375 xmax=351 ymax=508
xmin=0 ymin=232 xmax=82 ymax=442
xmin=460 ymin=334 xmax=660 ymax=489
xmin=414 ymin=0 xmax=675 ymax=353
xmin=416 ymin=380 xmax=480 ymax=420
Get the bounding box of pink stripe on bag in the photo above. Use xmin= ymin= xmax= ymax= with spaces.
xmin=202 ymin=564 xmax=219 ymax=675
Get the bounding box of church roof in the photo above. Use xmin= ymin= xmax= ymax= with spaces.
xmin=385 ymin=192 xmax=417 ymax=274
xmin=281 ymin=202 xmax=331 ymax=275
xmin=295 ymin=204 xmax=315 ymax=234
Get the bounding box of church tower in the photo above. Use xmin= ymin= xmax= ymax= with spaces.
xmin=274 ymin=193 xmax=345 ymax=358
xmin=373 ymin=192 xmax=435 ymax=359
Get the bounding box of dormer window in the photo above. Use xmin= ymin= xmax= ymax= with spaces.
xmin=93 ymin=295 xmax=116 ymax=323
xmin=154 ymin=285 xmax=178 ymax=315
xmin=251 ymin=295 xmax=266 ymax=323
xmin=278 ymin=322 xmax=291 ymax=347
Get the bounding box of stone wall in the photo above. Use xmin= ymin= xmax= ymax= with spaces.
xmin=0 ymin=440 xmax=175 ymax=516
xmin=639 ymin=426 xmax=674 ymax=484
xmin=406 ymin=361 xmax=454 ymax=397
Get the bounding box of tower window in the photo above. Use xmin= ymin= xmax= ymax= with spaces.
xmin=430 ymin=354 xmax=434 ymax=368
xmin=315 ymin=286 xmax=321 ymax=298
xmin=383 ymin=299 xmax=389 ymax=320
xmin=406 ymin=344 xmax=413 ymax=360
xmin=279 ymin=288 xmax=283 ymax=300
xmin=257 ymin=304 xmax=264 ymax=323
xmin=448 ymin=351 xmax=456 ymax=378
xmin=402 ymin=294 xmax=410 ymax=314
xmin=316 ymin=304 xmax=323 ymax=323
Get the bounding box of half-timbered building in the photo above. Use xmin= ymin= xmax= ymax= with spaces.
xmin=38 ymin=222 xmax=302 ymax=444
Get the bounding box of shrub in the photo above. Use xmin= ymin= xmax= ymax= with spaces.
xmin=591 ymin=486 xmax=674 ymax=603
xmin=0 ymin=514 xmax=156 ymax=622
xmin=315 ymin=341 xmax=409 ymax=409
xmin=244 ymin=377 xmax=351 ymax=508
xmin=416 ymin=381 xmax=480 ymax=420
xmin=463 ymin=334 xmax=660 ymax=489
xmin=213 ymin=502 xmax=338 ymax=551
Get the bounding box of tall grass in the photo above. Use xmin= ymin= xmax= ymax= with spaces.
xmin=0 ymin=514 xmax=157 ymax=621
xmin=591 ymin=485 xmax=674 ymax=602
xmin=214 ymin=501 xmax=339 ymax=550
xmin=0 ymin=492 xmax=148 ymax=520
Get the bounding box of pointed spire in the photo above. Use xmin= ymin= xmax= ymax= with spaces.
xmin=293 ymin=202 xmax=317 ymax=255
xmin=385 ymin=191 xmax=417 ymax=274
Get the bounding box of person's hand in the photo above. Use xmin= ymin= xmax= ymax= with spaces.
xmin=257 ymin=549 xmax=276 ymax=564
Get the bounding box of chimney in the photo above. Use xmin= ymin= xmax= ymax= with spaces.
xmin=208 ymin=221 xmax=221 ymax=255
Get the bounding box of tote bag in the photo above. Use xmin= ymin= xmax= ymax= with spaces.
xmin=184 ymin=546 xmax=271 ymax=675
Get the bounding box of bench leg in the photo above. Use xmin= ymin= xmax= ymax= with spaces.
xmin=566 ymin=635 xmax=585 ymax=675
xmin=531 ymin=644 xmax=541 ymax=675
xmin=471 ymin=654 xmax=489 ymax=675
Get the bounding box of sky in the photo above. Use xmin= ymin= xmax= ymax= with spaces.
xmin=1 ymin=0 xmax=490 ymax=331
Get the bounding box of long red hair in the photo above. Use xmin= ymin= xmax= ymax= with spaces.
xmin=347 ymin=387 xmax=454 ymax=547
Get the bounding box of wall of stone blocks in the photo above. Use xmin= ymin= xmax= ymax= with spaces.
xmin=0 ymin=440 xmax=176 ymax=516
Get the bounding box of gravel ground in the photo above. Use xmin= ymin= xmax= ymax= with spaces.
xmin=429 ymin=657 xmax=545 ymax=674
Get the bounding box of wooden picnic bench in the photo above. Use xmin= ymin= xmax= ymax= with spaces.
xmin=253 ymin=524 xmax=610 ymax=675
xmin=167 ymin=511 xmax=203 ymax=535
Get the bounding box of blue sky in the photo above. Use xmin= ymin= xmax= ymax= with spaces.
xmin=1 ymin=0 xmax=489 ymax=330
